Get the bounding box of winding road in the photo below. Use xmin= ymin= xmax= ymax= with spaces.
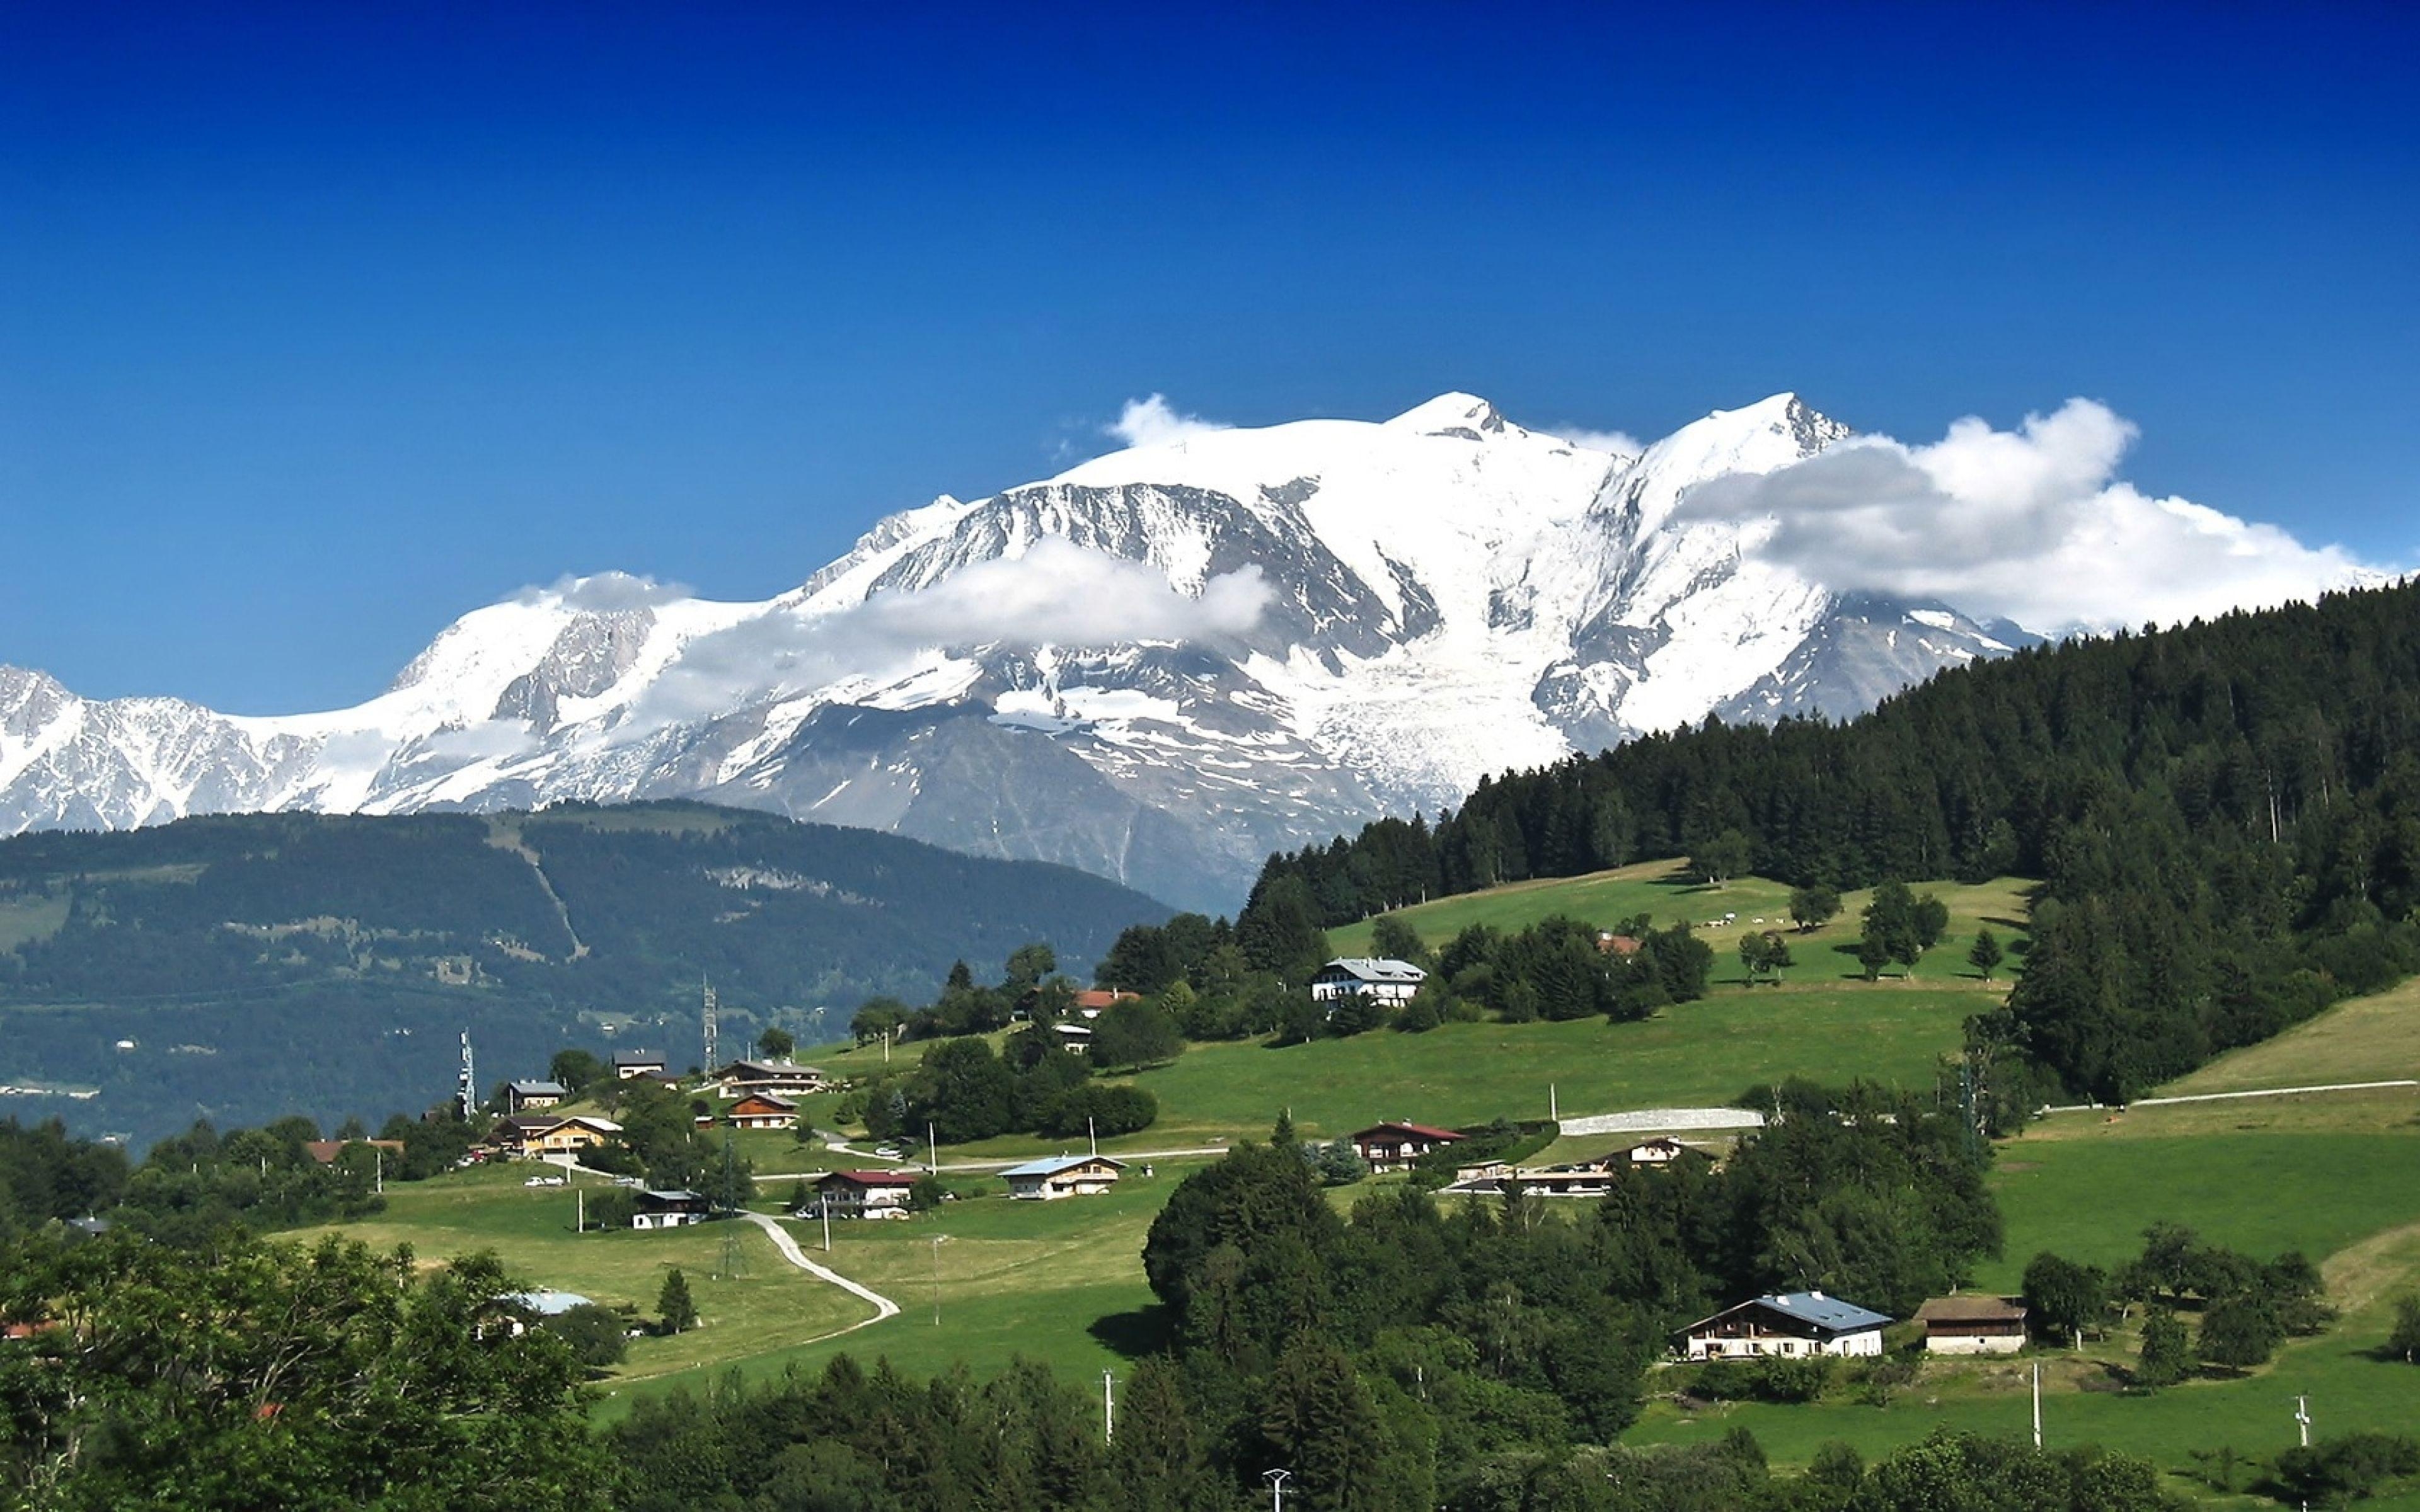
xmin=740 ymin=1210 xmax=901 ymax=1335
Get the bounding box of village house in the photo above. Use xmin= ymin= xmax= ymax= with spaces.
xmin=1612 ymin=1137 xmax=1690 ymax=1166
xmin=1679 ymin=1292 xmax=1893 ymax=1360
xmin=632 ymin=1189 xmax=713 ymax=1230
xmin=1071 ymin=988 xmax=1138 ymax=1014
xmin=490 ymin=1114 xmax=622 ymax=1162
xmin=1349 ymin=1120 xmax=1465 ymax=1174
xmin=1052 ymin=1022 xmax=1095 ymax=1053
xmin=1915 ymin=1295 xmax=2029 ymax=1355
xmin=301 ymin=1137 xmax=405 ymax=1166
xmin=707 ymin=1059 xmax=831 ymax=1099
xmin=1595 ymin=932 xmax=1642 ymax=958
xmin=505 ymin=1079 xmax=567 ymax=1113
xmin=1310 ymin=958 xmax=1428 ymax=1009
xmin=1000 ymin=1154 xmax=1125 ymax=1200
xmin=812 ymin=1169 xmax=920 ymax=1219
xmin=611 ymin=1050 xmax=669 ymax=1081
xmin=725 ymin=1092 xmax=798 ymax=1131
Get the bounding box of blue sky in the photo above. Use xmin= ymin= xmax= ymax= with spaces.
xmin=4 ymin=2 xmax=2415 ymax=712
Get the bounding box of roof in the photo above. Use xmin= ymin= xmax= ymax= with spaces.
xmin=508 ymin=1079 xmax=567 ymax=1096
xmin=1317 ymin=958 xmax=1429 ymax=985
xmin=1596 ymin=933 xmax=1642 ymax=956
xmin=611 ymin=1049 xmax=666 ymax=1067
xmin=822 ymin=1169 xmax=921 ymax=1188
xmin=1685 ymin=1291 xmax=1894 ymax=1336
xmin=507 ymin=1289 xmax=596 ymax=1316
xmin=1916 ymin=1295 xmax=2028 ymax=1325
xmin=1352 ymin=1121 xmax=1465 ymax=1143
xmin=1072 ymin=989 xmax=1137 ymax=1009
xmin=730 ymin=1092 xmax=797 ymax=1111
xmin=1000 ymin=1154 xmax=1127 ymax=1179
xmin=636 ymin=1188 xmax=708 ymax=1204
xmin=712 ymin=1060 xmax=825 ymax=1080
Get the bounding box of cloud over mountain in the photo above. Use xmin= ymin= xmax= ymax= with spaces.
xmin=1674 ymin=399 xmax=2393 ymax=633
xmin=1105 ymin=393 xmax=1230 ymax=449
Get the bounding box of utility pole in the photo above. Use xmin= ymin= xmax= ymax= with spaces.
xmin=374 ymin=1147 xmax=384 ymax=1196
xmin=576 ymin=1186 xmax=584 ymax=1234
xmin=1088 ymin=1116 xmax=1098 ymax=1158
xmin=2296 ymin=1394 xmax=2312 ymax=1448
xmin=928 ymin=1121 xmax=938 ymax=1175
xmin=2031 ymin=1361 xmax=2041 ymax=1449
xmin=1263 ymin=1469 xmax=1291 ymax=1511
xmin=821 ymin=1200 xmax=832 ymax=1254
xmin=1102 ymin=1370 xmax=1115 ymax=1442
xmin=1549 ymin=1082 xmax=1558 ymax=1121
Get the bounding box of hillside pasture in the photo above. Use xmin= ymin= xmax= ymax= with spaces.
xmin=2160 ymin=974 xmax=2420 ymax=1096
xmin=1328 ymin=864 xmax=2031 ymax=990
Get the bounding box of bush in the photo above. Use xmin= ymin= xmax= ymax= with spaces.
xmin=2274 ymin=1432 xmax=2420 ymax=1504
xmin=1690 ymin=1355 xmax=1833 ymax=1404
xmin=540 ymin=1302 xmax=629 ymax=1370
xmin=1038 ymin=1083 xmax=1158 ymax=1139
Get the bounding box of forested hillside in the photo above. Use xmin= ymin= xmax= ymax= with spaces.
xmin=1247 ymin=581 xmax=2420 ymax=1102
xmin=0 ymin=803 xmax=1164 ymax=1145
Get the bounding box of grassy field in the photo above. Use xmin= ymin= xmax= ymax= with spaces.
xmin=1112 ymin=982 xmax=1976 ymax=1143
xmin=293 ymin=1163 xmax=876 ymax=1383
xmin=592 ymin=1159 xmax=1209 ymax=1418
xmin=1627 ymin=1080 xmax=2420 ymax=1506
xmin=2162 ymin=975 xmax=2420 ymax=1096
xmin=1327 ymin=863 xmax=2032 ymax=990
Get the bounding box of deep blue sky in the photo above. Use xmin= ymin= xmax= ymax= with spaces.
xmin=4 ymin=2 xmax=2416 ymax=712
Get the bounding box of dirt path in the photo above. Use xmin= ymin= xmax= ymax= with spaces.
xmin=740 ymin=1210 xmax=901 ymax=1331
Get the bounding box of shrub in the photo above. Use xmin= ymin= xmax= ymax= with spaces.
xmin=2274 ymin=1432 xmax=2420 ymax=1504
xmin=540 ymin=1302 xmax=629 ymax=1370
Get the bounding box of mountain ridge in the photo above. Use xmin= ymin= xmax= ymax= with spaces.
xmin=1 ymin=392 xmax=2025 ymax=910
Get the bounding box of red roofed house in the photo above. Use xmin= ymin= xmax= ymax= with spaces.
xmin=1351 ymin=1121 xmax=1465 ymax=1174
xmin=1072 ymin=989 xmax=1139 ymax=1014
xmin=725 ymin=1092 xmax=797 ymax=1131
xmin=1596 ymin=932 xmax=1642 ymax=957
xmin=812 ymin=1170 xmax=920 ymax=1220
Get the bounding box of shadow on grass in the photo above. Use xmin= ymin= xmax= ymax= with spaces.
xmin=1087 ymin=1304 xmax=1177 ymax=1360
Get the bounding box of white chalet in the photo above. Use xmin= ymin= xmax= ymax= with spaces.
xmin=1680 ymin=1291 xmax=1892 ymax=1360
xmin=1310 ymin=958 xmax=1427 ymax=1008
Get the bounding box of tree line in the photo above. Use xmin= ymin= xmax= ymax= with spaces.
xmin=1238 ymin=580 xmax=2420 ymax=1101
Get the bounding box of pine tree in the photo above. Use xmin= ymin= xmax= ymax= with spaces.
xmin=1969 ymin=928 xmax=2005 ymax=982
xmin=657 ymin=1268 xmax=699 ymax=1334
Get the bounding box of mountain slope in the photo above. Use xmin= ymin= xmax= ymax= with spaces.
xmin=0 ymin=803 xmax=1165 ymax=1146
xmin=1 ymin=393 xmax=2024 ymax=910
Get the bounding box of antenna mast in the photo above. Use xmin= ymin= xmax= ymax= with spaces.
xmin=456 ymin=1030 xmax=476 ymax=1121
xmin=701 ymin=975 xmax=719 ymax=1073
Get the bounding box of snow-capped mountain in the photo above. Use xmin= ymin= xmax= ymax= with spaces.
xmin=0 ymin=393 xmax=2023 ymax=911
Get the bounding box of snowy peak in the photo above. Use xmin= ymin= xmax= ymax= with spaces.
xmin=0 ymin=389 xmax=2017 ymax=910
xmin=1385 ymin=391 xmax=1509 ymax=438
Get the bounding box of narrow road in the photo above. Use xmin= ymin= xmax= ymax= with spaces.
xmin=740 ymin=1210 xmax=901 ymax=1331
xmin=2041 ymin=1078 xmax=2418 ymax=1114
xmin=754 ymin=1142 xmax=1233 ymax=1181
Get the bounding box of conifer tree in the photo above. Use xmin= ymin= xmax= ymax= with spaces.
xmin=657 ymin=1268 xmax=699 ymax=1334
xmin=1969 ymin=928 xmax=2005 ymax=982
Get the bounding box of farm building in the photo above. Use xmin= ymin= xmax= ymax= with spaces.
xmin=813 ymin=1170 xmax=919 ymax=1219
xmin=1311 ymin=958 xmax=1427 ymax=1007
xmin=1350 ymin=1120 xmax=1464 ymax=1173
xmin=725 ymin=1092 xmax=798 ymax=1130
xmin=1000 ymin=1154 xmax=1125 ymax=1200
xmin=1915 ymin=1295 xmax=2029 ymax=1354
xmin=1679 ymin=1292 xmax=1892 ymax=1360
xmin=633 ymin=1189 xmax=712 ymax=1230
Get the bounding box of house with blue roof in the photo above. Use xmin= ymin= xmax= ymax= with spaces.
xmin=1679 ymin=1290 xmax=1893 ymax=1360
xmin=1000 ymin=1154 xmax=1125 ymax=1201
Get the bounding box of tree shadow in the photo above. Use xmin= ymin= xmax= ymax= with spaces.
xmin=1087 ymin=1304 xmax=1177 ymax=1360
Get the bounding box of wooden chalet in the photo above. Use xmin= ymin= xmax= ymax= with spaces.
xmin=725 ymin=1092 xmax=798 ymax=1131
xmin=1915 ymin=1295 xmax=2029 ymax=1355
xmin=999 ymin=1154 xmax=1125 ymax=1200
xmin=708 ymin=1060 xmax=831 ymax=1099
xmin=611 ymin=1050 xmax=669 ymax=1081
xmin=505 ymin=1079 xmax=567 ymax=1113
xmin=1350 ymin=1120 xmax=1464 ymax=1174
xmin=632 ymin=1189 xmax=712 ymax=1230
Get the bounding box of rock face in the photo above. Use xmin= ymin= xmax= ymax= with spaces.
xmin=0 ymin=392 xmax=2023 ymax=911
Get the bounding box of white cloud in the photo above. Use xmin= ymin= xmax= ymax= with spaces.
xmin=1105 ymin=394 xmax=1231 ymax=449
xmin=1672 ymin=399 xmax=2394 ymax=634
xmin=513 ymin=571 xmax=692 ymax=611
xmin=628 ymin=538 xmax=1271 ymax=730
xmin=1544 ymin=425 xmax=1645 ymax=457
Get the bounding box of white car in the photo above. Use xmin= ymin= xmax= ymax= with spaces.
xmin=873 ymin=1143 xmax=902 ymax=1159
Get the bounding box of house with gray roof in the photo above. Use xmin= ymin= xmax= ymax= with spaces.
xmin=1310 ymin=958 xmax=1427 ymax=1008
xmin=1679 ymin=1290 xmax=1893 ymax=1360
xmin=1000 ymin=1154 xmax=1124 ymax=1200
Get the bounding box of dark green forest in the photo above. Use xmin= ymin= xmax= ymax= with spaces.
xmin=0 ymin=803 xmax=1163 ymax=1145
xmin=1243 ymin=581 xmax=2420 ymax=1102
